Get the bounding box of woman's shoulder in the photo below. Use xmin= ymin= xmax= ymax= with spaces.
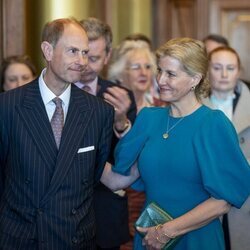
xmin=197 ymin=105 xmax=236 ymax=133
xmin=138 ymin=106 xmax=167 ymax=116
xmin=199 ymin=105 xmax=227 ymax=120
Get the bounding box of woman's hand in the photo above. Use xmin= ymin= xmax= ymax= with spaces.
xmin=136 ymin=225 xmax=171 ymax=250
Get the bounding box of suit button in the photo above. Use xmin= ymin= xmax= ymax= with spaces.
xmin=25 ymin=178 xmax=31 ymax=184
xmin=81 ymin=180 xmax=87 ymax=185
xmin=71 ymin=208 xmax=77 ymax=215
xmin=72 ymin=237 xmax=78 ymax=244
xmin=37 ymin=209 xmax=43 ymax=215
xmin=240 ymin=137 xmax=245 ymax=144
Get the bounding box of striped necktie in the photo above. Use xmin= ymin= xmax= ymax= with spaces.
xmin=51 ymin=97 xmax=64 ymax=149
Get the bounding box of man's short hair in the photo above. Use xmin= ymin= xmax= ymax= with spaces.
xmin=203 ymin=34 xmax=229 ymax=47
xmin=42 ymin=17 xmax=83 ymax=47
xmin=79 ymin=17 xmax=112 ymax=54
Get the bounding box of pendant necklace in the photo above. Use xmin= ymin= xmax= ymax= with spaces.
xmin=163 ymin=102 xmax=201 ymax=139
xmin=162 ymin=110 xmax=185 ymax=139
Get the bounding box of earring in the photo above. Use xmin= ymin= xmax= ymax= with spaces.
xmin=191 ymin=85 xmax=196 ymax=91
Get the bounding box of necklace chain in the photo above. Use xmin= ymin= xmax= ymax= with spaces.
xmin=162 ymin=102 xmax=201 ymax=139
xmin=163 ymin=112 xmax=185 ymax=139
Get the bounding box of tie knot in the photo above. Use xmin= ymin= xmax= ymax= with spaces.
xmin=81 ymin=85 xmax=92 ymax=94
xmin=52 ymin=97 xmax=63 ymax=107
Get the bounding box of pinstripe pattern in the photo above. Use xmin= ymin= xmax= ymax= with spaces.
xmin=0 ymin=80 xmax=114 ymax=249
xmin=93 ymin=78 xmax=137 ymax=248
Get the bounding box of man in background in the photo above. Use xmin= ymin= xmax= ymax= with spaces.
xmin=75 ymin=17 xmax=137 ymax=250
xmin=203 ymin=33 xmax=229 ymax=54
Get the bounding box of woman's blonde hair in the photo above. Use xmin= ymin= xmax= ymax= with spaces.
xmin=156 ymin=37 xmax=210 ymax=99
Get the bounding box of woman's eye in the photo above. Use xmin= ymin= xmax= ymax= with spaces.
xmin=167 ymin=72 xmax=176 ymax=77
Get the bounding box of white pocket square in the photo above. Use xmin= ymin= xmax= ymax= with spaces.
xmin=77 ymin=146 xmax=95 ymax=153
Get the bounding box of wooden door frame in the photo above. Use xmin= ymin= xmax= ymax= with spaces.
xmin=0 ymin=0 xmax=25 ymax=62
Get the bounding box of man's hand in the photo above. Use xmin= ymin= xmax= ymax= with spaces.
xmin=103 ymin=86 xmax=131 ymax=132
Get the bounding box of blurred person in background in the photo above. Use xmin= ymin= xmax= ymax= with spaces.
xmin=0 ymin=55 xmax=36 ymax=92
xmin=108 ymin=40 xmax=157 ymax=113
xmin=123 ymin=33 xmax=166 ymax=107
xmin=203 ymin=46 xmax=250 ymax=250
xmin=75 ymin=17 xmax=137 ymax=250
xmin=203 ymin=34 xmax=229 ymax=54
xmin=108 ymin=40 xmax=156 ymax=249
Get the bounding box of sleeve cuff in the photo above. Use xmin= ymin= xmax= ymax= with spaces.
xmin=113 ymin=119 xmax=132 ymax=138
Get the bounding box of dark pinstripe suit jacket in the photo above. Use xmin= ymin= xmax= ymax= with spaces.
xmin=94 ymin=77 xmax=137 ymax=248
xmin=0 ymin=79 xmax=114 ymax=249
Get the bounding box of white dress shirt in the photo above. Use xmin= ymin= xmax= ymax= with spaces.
xmin=74 ymin=78 xmax=98 ymax=96
xmin=39 ymin=68 xmax=71 ymax=122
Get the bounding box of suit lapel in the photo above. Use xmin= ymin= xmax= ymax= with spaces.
xmin=41 ymin=85 xmax=94 ymax=204
xmin=16 ymin=80 xmax=58 ymax=173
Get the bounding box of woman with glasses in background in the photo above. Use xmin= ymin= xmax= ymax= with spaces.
xmin=108 ymin=40 xmax=157 ymax=113
xmin=108 ymin=40 xmax=156 ymax=249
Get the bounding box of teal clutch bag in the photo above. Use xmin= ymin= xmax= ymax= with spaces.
xmin=135 ymin=202 xmax=181 ymax=249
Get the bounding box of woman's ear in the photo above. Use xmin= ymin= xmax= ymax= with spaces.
xmin=41 ymin=41 xmax=53 ymax=61
xmin=193 ymin=73 xmax=202 ymax=85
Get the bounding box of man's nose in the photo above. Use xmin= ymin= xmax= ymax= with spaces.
xmin=78 ymin=54 xmax=88 ymax=66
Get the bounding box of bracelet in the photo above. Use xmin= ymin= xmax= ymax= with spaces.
xmin=115 ymin=119 xmax=130 ymax=133
xmin=163 ymin=231 xmax=175 ymax=239
xmin=155 ymin=224 xmax=163 ymax=231
xmin=155 ymin=223 xmax=175 ymax=239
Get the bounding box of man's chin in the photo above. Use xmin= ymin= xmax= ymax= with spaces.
xmin=80 ymin=76 xmax=97 ymax=83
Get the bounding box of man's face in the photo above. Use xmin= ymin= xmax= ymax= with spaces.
xmin=80 ymin=37 xmax=111 ymax=84
xmin=205 ymin=40 xmax=225 ymax=54
xmin=45 ymin=23 xmax=89 ymax=86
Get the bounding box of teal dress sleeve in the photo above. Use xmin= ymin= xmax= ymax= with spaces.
xmin=112 ymin=108 xmax=150 ymax=190
xmin=194 ymin=110 xmax=250 ymax=208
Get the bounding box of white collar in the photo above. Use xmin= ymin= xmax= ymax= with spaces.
xmin=39 ymin=68 xmax=71 ymax=107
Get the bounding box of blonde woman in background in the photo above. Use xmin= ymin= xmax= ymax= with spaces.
xmin=203 ymin=46 xmax=250 ymax=250
xmin=108 ymin=40 xmax=156 ymax=249
xmin=108 ymin=40 xmax=157 ymax=113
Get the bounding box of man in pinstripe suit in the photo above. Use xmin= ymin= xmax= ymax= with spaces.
xmin=0 ymin=18 xmax=114 ymax=249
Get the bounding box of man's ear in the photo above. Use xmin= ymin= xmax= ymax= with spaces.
xmin=41 ymin=41 xmax=53 ymax=61
xmin=104 ymin=48 xmax=112 ymax=65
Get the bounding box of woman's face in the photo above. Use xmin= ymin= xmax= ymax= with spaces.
xmin=209 ymin=50 xmax=240 ymax=93
xmin=4 ymin=63 xmax=34 ymax=91
xmin=122 ymin=51 xmax=153 ymax=94
xmin=156 ymin=56 xmax=195 ymax=103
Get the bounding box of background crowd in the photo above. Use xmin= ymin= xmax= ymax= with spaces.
xmin=0 ymin=16 xmax=249 ymax=250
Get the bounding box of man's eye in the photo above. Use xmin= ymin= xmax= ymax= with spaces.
xmin=89 ymin=57 xmax=98 ymax=63
xmin=7 ymin=78 xmax=17 ymax=82
xmin=82 ymin=50 xmax=88 ymax=56
xmin=69 ymin=48 xmax=77 ymax=54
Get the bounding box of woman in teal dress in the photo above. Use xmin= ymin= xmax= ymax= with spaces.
xmin=101 ymin=38 xmax=250 ymax=250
